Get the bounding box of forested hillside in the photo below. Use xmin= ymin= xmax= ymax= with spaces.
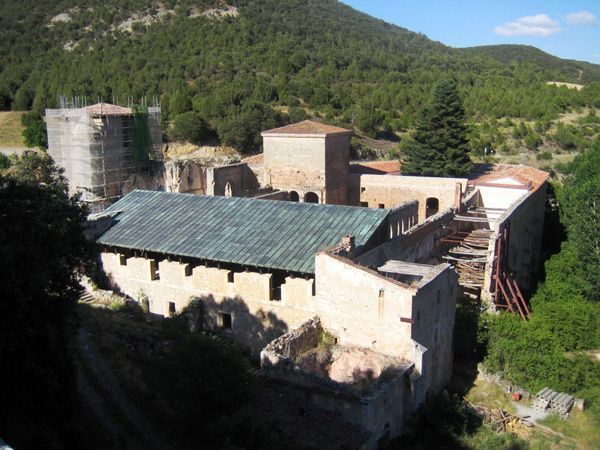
xmin=2 ymin=0 xmax=600 ymax=152
xmin=461 ymin=44 xmax=600 ymax=85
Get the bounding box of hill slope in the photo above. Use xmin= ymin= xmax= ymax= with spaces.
xmin=461 ymin=44 xmax=600 ymax=84
xmin=1 ymin=0 xmax=600 ymax=151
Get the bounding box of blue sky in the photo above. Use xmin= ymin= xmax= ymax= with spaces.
xmin=341 ymin=1 xmax=600 ymax=64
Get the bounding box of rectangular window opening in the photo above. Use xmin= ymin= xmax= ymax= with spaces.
xmin=227 ymin=271 xmax=234 ymax=283
xmin=220 ymin=312 xmax=232 ymax=330
xmin=360 ymin=201 xmax=368 ymax=207
xmin=272 ymin=284 xmax=282 ymax=301
xmin=378 ymin=203 xmax=385 ymax=209
xmin=119 ymin=254 xmax=127 ymax=266
xmin=168 ymin=301 xmax=176 ymax=316
xmin=151 ymin=260 xmax=160 ymax=281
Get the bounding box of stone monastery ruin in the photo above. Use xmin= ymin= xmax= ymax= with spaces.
xmin=61 ymin=112 xmax=548 ymax=448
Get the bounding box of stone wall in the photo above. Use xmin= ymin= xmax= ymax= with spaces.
xmin=261 ymin=318 xmax=414 ymax=448
xmin=263 ymin=135 xmax=327 ymax=192
xmin=357 ymin=209 xmax=455 ymax=268
xmin=164 ymin=160 xmax=207 ymax=194
xmin=101 ymin=252 xmax=316 ymax=354
xmin=385 ymin=200 xmax=419 ymax=239
xmin=410 ymin=268 xmax=458 ymax=392
xmin=349 ymin=174 xmax=467 ymax=221
xmin=262 ymin=133 xmax=350 ymax=204
xmin=482 ymin=184 xmax=547 ymax=303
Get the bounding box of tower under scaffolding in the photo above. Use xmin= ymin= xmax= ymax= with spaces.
xmin=46 ymin=102 xmax=162 ymax=212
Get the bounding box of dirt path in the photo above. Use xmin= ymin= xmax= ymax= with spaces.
xmin=77 ymin=327 xmax=173 ymax=450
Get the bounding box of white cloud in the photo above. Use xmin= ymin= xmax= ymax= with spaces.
xmin=495 ymin=14 xmax=561 ymax=37
xmin=566 ymin=11 xmax=597 ymax=26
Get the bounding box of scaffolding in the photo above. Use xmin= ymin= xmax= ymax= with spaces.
xmin=46 ymin=103 xmax=162 ymax=212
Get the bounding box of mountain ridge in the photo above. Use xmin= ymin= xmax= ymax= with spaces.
xmin=1 ymin=0 xmax=599 ymax=151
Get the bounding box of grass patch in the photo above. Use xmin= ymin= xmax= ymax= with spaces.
xmin=538 ymin=410 xmax=600 ymax=450
xmin=465 ymin=378 xmax=516 ymax=414
xmin=0 ymin=111 xmax=26 ymax=147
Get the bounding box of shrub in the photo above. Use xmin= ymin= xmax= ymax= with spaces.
xmin=536 ymin=151 xmax=552 ymax=160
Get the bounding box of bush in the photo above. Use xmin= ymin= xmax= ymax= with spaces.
xmin=287 ymin=106 xmax=308 ymax=123
xmin=536 ymin=151 xmax=552 ymax=160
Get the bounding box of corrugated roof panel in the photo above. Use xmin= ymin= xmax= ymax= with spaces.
xmin=99 ymin=190 xmax=389 ymax=274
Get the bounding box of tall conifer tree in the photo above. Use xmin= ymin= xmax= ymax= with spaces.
xmin=401 ymin=79 xmax=472 ymax=176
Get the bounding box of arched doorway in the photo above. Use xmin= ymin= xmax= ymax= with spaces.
xmin=224 ymin=181 xmax=234 ymax=197
xmin=426 ymin=197 xmax=439 ymax=218
xmin=304 ymin=192 xmax=319 ymax=204
xmin=289 ymin=191 xmax=299 ymax=202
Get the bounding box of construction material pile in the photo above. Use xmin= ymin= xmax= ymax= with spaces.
xmin=533 ymin=388 xmax=574 ymax=419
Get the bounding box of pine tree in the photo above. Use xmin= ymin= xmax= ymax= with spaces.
xmin=401 ymin=79 xmax=472 ymax=176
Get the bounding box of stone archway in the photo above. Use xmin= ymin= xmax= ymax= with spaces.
xmin=289 ymin=191 xmax=299 ymax=202
xmin=304 ymin=191 xmax=319 ymax=204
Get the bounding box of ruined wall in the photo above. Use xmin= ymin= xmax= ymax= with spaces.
xmin=101 ymin=252 xmax=316 ymax=354
xmin=357 ymin=209 xmax=455 ymax=268
xmin=313 ymin=253 xmax=456 ymax=395
xmin=261 ymin=318 xmax=413 ymax=446
xmin=385 ymin=200 xmax=419 ymax=239
xmin=313 ymin=253 xmax=416 ymax=359
xmin=482 ymin=184 xmax=547 ymax=302
xmin=409 ymin=270 xmax=457 ymax=393
xmin=349 ymin=174 xmax=466 ymax=221
xmin=164 ymin=160 xmax=207 ymax=194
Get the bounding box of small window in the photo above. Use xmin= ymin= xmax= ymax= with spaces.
xmin=220 ymin=312 xmax=232 ymax=330
xmin=378 ymin=203 xmax=385 ymax=209
xmin=151 ymin=260 xmax=160 ymax=280
xmin=360 ymin=187 xmax=366 ymax=193
xmin=426 ymin=197 xmax=439 ymax=218
xmin=185 ymin=265 xmax=192 ymax=277
xmin=289 ymin=191 xmax=299 ymax=202
xmin=168 ymin=301 xmax=176 ymax=316
xmin=360 ymin=201 xmax=368 ymax=207
xmin=119 ymin=254 xmax=127 ymax=266
xmin=227 ymin=271 xmax=234 ymax=283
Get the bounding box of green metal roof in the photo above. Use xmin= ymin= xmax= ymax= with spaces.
xmin=98 ymin=190 xmax=389 ymax=274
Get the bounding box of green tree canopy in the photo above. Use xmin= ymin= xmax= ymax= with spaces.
xmin=21 ymin=111 xmax=47 ymax=149
xmin=0 ymin=152 xmax=91 ymax=448
xmin=401 ymin=79 xmax=472 ymax=177
xmin=169 ymin=111 xmax=212 ymax=145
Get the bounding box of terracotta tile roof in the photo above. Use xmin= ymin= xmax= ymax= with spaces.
xmin=262 ymin=120 xmax=352 ymax=137
xmin=80 ymin=103 xmax=133 ymax=116
xmin=349 ymin=160 xmax=401 ymax=175
xmin=241 ymin=153 xmax=264 ymax=165
xmin=469 ymin=164 xmax=549 ymax=191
